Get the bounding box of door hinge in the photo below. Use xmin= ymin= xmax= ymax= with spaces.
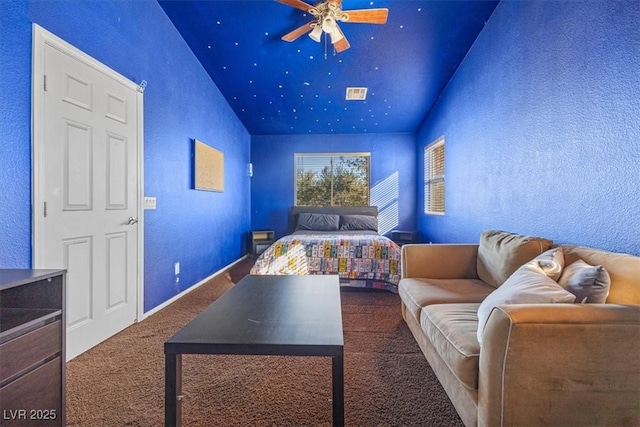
xmin=44 ymin=75 xmax=47 ymax=91
xmin=44 ymin=201 xmax=47 ymax=218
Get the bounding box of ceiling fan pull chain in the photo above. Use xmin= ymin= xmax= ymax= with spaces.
xmin=324 ymin=31 xmax=328 ymax=60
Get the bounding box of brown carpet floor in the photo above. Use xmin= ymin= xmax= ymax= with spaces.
xmin=66 ymin=258 xmax=463 ymax=426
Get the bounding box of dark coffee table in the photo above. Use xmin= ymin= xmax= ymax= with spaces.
xmin=164 ymin=274 xmax=344 ymax=426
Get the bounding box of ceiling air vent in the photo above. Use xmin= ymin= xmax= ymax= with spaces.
xmin=345 ymin=87 xmax=368 ymax=101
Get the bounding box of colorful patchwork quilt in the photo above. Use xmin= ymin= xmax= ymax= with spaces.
xmin=250 ymin=233 xmax=401 ymax=292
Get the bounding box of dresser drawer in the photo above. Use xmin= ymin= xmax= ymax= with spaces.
xmin=0 ymin=357 xmax=61 ymax=426
xmin=0 ymin=320 xmax=61 ymax=383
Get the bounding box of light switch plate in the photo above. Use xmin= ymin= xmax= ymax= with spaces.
xmin=144 ymin=197 xmax=156 ymax=210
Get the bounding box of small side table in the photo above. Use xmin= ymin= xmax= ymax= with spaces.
xmin=250 ymin=230 xmax=274 ymax=258
xmin=390 ymin=230 xmax=418 ymax=246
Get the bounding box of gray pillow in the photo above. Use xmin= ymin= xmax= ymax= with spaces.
xmin=558 ymin=260 xmax=611 ymax=303
xmin=295 ymin=213 xmax=340 ymax=231
xmin=339 ymin=214 xmax=378 ymax=232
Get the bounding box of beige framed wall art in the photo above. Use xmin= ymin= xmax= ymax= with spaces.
xmin=194 ymin=139 xmax=224 ymax=192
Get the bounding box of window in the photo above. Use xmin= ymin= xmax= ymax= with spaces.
xmin=424 ymin=137 xmax=445 ymax=214
xmin=295 ymin=153 xmax=370 ymax=206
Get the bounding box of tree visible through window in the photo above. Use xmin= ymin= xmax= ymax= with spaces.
xmin=424 ymin=137 xmax=445 ymax=214
xmin=295 ymin=153 xmax=370 ymax=206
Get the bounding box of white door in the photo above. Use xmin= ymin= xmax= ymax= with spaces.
xmin=32 ymin=26 xmax=143 ymax=360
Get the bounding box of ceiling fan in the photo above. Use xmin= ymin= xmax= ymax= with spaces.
xmin=277 ymin=0 xmax=388 ymax=53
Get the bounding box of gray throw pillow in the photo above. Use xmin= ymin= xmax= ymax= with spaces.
xmin=339 ymin=215 xmax=378 ymax=232
xmin=295 ymin=213 xmax=340 ymax=231
xmin=558 ymin=259 xmax=611 ymax=303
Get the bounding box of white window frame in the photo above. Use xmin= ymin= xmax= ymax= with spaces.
xmin=424 ymin=136 xmax=445 ymax=215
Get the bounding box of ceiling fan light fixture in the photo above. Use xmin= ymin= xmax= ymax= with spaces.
xmin=328 ymin=27 xmax=344 ymax=44
xmin=322 ymin=16 xmax=337 ymax=32
xmin=309 ymin=24 xmax=323 ymax=42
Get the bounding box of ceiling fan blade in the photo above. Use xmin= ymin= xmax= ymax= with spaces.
xmin=341 ymin=8 xmax=389 ymax=24
xmin=332 ymin=26 xmax=350 ymax=53
xmin=276 ymin=0 xmax=314 ymax=12
xmin=281 ymin=21 xmax=315 ymax=42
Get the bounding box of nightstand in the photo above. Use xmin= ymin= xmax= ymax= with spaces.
xmin=250 ymin=230 xmax=275 ymax=258
xmin=390 ymin=230 xmax=418 ymax=246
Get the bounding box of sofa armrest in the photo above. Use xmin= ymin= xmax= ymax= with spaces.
xmin=478 ymin=303 xmax=640 ymax=427
xmin=401 ymin=243 xmax=479 ymax=279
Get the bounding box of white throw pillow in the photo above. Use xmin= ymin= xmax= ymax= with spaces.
xmin=534 ymin=247 xmax=565 ymax=281
xmin=476 ymin=248 xmax=575 ymax=344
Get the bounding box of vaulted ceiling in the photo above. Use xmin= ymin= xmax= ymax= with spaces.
xmin=158 ymin=0 xmax=498 ymax=135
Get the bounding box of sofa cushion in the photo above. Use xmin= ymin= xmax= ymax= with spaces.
xmin=399 ymin=278 xmax=494 ymax=322
xmin=421 ymin=303 xmax=481 ymax=391
xmin=558 ymin=259 xmax=611 ymax=303
xmin=477 ymin=253 xmax=576 ymax=344
xmin=477 ymin=230 xmax=553 ymax=288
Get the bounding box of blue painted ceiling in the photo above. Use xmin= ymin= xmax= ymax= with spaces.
xmin=158 ymin=0 xmax=498 ymax=135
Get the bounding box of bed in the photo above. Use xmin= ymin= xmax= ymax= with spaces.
xmin=249 ymin=206 xmax=401 ymax=293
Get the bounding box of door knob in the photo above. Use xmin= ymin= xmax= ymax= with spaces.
xmin=127 ymin=216 xmax=138 ymax=225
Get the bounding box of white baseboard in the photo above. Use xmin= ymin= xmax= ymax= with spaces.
xmin=140 ymin=255 xmax=249 ymax=320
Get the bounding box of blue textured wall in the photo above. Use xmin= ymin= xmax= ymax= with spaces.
xmin=251 ymin=133 xmax=417 ymax=238
xmin=417 ymin=1 xmax=640 ymax=255
xmin=0 ymin=1 xmax=32 ymax=267
xmin=0 ymin=0 xmax=251 ymax=312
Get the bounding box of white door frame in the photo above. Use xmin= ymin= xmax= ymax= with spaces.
xmin=31 ymin=24 xmax=145 ymax=324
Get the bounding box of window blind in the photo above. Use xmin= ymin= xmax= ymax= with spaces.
xmin=424 ymin=137 xmax=445 ymax=214
xmin=295 ymin=153 xmax=370 ymax=207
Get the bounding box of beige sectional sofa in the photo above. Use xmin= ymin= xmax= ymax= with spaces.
xmin=399 ymin=230 xmax=640 ymax=427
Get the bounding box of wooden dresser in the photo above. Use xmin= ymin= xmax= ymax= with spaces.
xmin=0 ymin=269 xmax=66 ymax=426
